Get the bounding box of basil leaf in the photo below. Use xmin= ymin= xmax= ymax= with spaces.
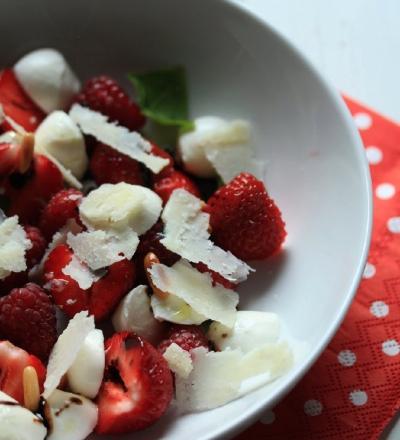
xmin=128 ymin=66 xmax=194 ymax=131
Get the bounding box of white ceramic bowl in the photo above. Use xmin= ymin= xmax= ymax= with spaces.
xmin=0 ymin=0 xmax=372 ymax=438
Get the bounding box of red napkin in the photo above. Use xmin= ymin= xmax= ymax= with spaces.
xmin=236 ymin=97 xmax=400 ymax=440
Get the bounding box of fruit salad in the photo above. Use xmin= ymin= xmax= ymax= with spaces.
xmin=0 ymin=48 xmax=290 ymax=439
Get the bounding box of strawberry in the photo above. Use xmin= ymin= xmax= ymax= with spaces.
xmin=0 ymin=69 xmax=45 ymax=132
xmin=207 ymin=173 xmax=286 ymax=260
xmin=158 ymin=324 xmax=209 ymax=354
xmin=39 ymin=188 xmax=83 ymax=240
xmin=0 ymin=283 xmax=57 ymax=362
xmin=194 ymin=262 xmax=236 ymax=290
xmin=153 ymin=169 xmax=200 ymax=204
xmin=89 ymin=143 xmax=144 ymax=186
xmin=4 ymin=154 xmax=64 ymax=225
xmin=96 ymin=332 xmax=173 ymax=434
xmin=0 ymin=340 xmax=46 ymax=404
xmin=75 ymin=75 xmax=145 ymax=131
xmin=0 ymin=226 xmax=47 ymax=296
xmin=43 ymin=244 xmax=136 ymax=321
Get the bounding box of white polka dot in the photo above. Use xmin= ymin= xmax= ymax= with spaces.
xmin=363 ymin=262 xmax=376 ymax=279
xmin=370 ymin=301 xmax=389 ymax=318
xmin=304 ymin=400 xmax=323 ymax=416
xmin=382 ymin=339 xmax=400 ymax=356
xmin=365 ymin=146 xmax=383 ymax=165
xmin=338 ymin=350 xmax=356 ymax=367
xmin=260 ymin=410 xmax=275 ymax=424
xmin=349 ymin=390 xmax=368 ymax=406
xmin=376 ymin=183 xmax=396 ymax=200
xmin=354 ymin=112 xmax=372 ymax=130
xmin=387 ymin=217 xmax=400 ymax=233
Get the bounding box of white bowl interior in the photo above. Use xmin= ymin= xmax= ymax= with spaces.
xmin=0 ymin=0 xmax=371 ymax=439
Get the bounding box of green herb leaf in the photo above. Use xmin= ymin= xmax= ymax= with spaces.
xmin=128 ymin=66 xmax=194 ymax=131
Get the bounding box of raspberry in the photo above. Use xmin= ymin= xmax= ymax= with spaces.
xmin=39 ymin=188 xmax=83 ymax=239
xmin=208 ymin=172 xmax=286 ymax=260
xmin=158 ymin=324 xmax=209 ymax=354
xmin=25 ymin=226 xmax=47 ymax=267
xmin=153 ymin=169 xmax=200 ymax=204
xmin=90 ymin=143 xmax=144 ymax=186
xmin=0 ymin=283 xmax=57 ymax=361
xmin=75 ymin=75 xmax=145 ymax=131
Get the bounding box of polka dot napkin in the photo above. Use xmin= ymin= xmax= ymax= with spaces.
xmin=235 ymin=97 xmax=400 ymax=440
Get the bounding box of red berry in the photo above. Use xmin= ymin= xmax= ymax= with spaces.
xmin=207 ymin=173 xmax=286 ymax=260
xmin=75 ymin=75 xmax=145 ymax=131
xmin=43 ymin=244 xmax=136 ymax=321
xmin=96 ymin=332 xmax=173 ymax=434
xmin=153 ymin=169 xmax=200 ymax=204
xmin=0 ymin=340 xmax=46 ymax=404
xmin=194 ymin=262 xmax=237 ymax=290
xmin=25 ymin=226 xmax=47 ymax=267
xmin=4 ymin=154 xmax=64 ymax=225
xmin=0 ymin=135 xmax=34 ymax=178
xmin=158 ymin=324 xmax=209 ymax=354
xmin=39 ymin=188 xmax=83 ymax=240
xmin=90 ymin=143 xmax=144 ymax=186
xmin=0 ymin=283 xmax=57 ymax=362
xmin=0 ymin=69 xmax=45 ymax=132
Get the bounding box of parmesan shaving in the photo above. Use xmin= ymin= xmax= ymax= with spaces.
xmin=163 ymin=343 xmax=193 ymax=379
xmin=161 ymin=189 xmax=252 ymax=282
xmin=62 ymin=255 xmax=101 ymax=289
xmin=149 ymin=260 xmax=238 ymax=328
xmin=151 ymin=293 xmax=206 ymax=325
xmin=67 ymin=229 xmax=139 ymax=270
xmin=0 ymin=216 xmax=32 ymax=280
xmin=69 ymin=104 xmax=169 ymax=173
xmin=175 ymin=343 xmax=293 ymax=412
xmin=43 ymin=311 xmax=95 ymax=398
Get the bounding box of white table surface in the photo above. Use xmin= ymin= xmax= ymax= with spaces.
xmin=232 ymin=1 xmax=400 ymax=438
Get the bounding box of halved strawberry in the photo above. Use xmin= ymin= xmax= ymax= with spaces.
xmin=0 ymin=69 xmax=45 ymax=132
xmin=96 ymin=332 xmax=173 ymax=434
xmin=0 ymin=340 xmax=46 ymax=404
xmin=4 ymin=154 xmax=64 ymax=225
xmin=43 ymin=244 xmax=136 ymax=320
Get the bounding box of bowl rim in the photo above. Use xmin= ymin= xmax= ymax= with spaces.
xmin=200 ymin=1 xmax=373 ymax=439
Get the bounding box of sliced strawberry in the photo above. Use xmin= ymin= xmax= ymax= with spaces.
xmin=0 ymin=69 xmax=45 ymax=132
xmin=43 ymin=244 xmax=136 ymax=320
xmin=39 ymin=188 xmax=83 ymax=240
xmin=4 ymin=154 xmax=64 ymax=225
xmin=0 ymin=340 xmax=46 ymax=405
xmin=96 ymin=332 xmax=173 ymax=434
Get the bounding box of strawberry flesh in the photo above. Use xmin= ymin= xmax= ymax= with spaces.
xmin=96 ymin=332 xmax=173 ymax=434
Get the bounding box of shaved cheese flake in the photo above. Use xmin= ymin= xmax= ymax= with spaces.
xmin=0 ymin=104 xmax=25 ymax=134
xmin=205 ymin=143 xmax=264 ymax=183
xmin=69 ymin=104 xmax=168 ymax=173
xmin=62 ymin=255 xmax=100 ymax=289
xmin=175 ymin=343 xmax=293 ymax=412
xmin=161 ymin=189 xmax=252 ymax=282
xmin=0 ymin=216 xmax=32 ymax=280
xmin=43 ymin=311 xmax=95 ymax=398
xmin=163 ymin=343 xmax=193 ymax=379
xmin=149 ymin=260 xmax=238 ymax=328
xmin=151 ymin=293 xmax=207 ymax=325
xmin=43 ymin=152 xmax=82 ymax=189
xmin=67 ymin=229 xmax=139 ymax=270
